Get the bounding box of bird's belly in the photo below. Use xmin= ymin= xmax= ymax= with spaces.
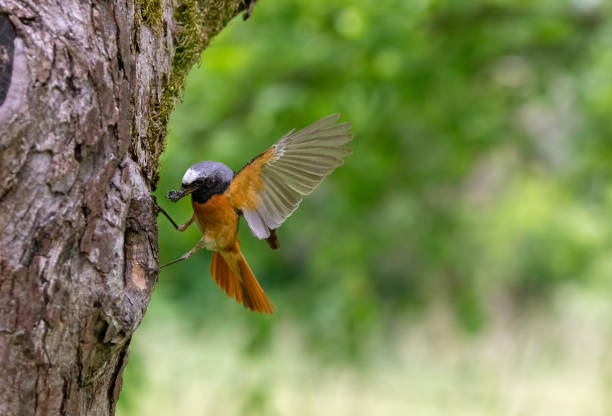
xmin=192 ymin=194 xmax=238 ymax=250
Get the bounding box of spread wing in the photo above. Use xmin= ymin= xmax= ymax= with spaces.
xmin=226 ymin=113 xmax=353 ymax=239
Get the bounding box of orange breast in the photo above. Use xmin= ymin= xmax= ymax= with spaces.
xmin=192 ymin=193 xmax=239 ymax=250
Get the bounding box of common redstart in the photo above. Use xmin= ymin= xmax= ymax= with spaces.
xmin=158 ymin=114 xmax=353 ymax=313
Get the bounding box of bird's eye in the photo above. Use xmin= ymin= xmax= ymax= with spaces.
xmin=205 ymin=177 xmax=216 ymax=187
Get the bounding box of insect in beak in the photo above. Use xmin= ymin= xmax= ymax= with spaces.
xmin=167 ymin=185 xmax=195 ymax=202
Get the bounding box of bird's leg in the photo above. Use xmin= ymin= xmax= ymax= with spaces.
xmin=152 ymin=196 xmax=194 ymax=232
xmin=159 ymin=237 xmax=207 ymax=269
xmin=265 ymin=228 xmax=280 ymax=250
xmin=175 ymin=214 xmax=195 ymax=232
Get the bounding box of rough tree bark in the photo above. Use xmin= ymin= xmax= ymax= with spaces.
xmin=0 ymin=0 xmax=249 ymax=414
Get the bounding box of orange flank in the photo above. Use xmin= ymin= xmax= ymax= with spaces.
xmin=227 ymin=148 xmax=275 ymax=210
xmin=210 ymin=244 xmax=275 ymax=313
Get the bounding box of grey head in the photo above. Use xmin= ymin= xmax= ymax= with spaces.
xmin=167 ymin=160 xmax=234 ymax=203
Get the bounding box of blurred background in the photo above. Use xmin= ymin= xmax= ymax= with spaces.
xmin=117 ymin=0 xmax=612 ymax=414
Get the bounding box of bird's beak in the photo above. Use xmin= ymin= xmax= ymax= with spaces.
xmin=167 ymin=185 xmax=195 ymax=202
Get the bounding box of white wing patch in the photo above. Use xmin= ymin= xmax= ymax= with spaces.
xmin=243 ymin=209 xmax=269 ymax=239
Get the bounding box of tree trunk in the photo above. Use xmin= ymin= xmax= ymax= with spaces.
xmin=0 ymin=0 xmax=246 ymax=414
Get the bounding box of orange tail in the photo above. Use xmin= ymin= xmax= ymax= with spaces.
xmin=210 ymin=244 xmax=274 ymax=314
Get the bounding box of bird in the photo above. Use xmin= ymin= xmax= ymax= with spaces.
xmin=157 ymin=114 xmax=353 ymax=313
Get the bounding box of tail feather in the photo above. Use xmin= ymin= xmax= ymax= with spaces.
xmin=210 ymin=245 xmax=274 ymax=314
xmin=211 ymin=252 xmax=243 ymax=303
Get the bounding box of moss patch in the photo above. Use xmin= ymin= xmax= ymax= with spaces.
xmin=145 ymin=0 xmax=245 ymax=183
xmin=136 ymin=0 xmax=164 ymax=34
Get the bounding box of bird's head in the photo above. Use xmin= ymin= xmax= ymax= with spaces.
xmin=167 ymin=161 xmax=234 ymax=203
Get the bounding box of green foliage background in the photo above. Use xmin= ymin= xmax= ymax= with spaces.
xmin=119 ymin=0 xmax=612 ymax=414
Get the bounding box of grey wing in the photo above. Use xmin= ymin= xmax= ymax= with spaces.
xmin=242 ymin=113 xmax=353 ymax=239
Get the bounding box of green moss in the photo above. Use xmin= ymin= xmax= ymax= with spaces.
xmin=136 ymin=0 xmax=164 ymax=34
xmin=145 ymin=0 xmax=244 ymax=183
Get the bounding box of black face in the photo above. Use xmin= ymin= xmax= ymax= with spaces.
xmin=167 ymin=161 xmax=234 ymax=204
xmin=189 ymin=175 xmax=230 ymax=203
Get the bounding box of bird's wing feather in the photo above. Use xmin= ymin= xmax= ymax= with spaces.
xmin=226 ymin=113 xmax=353 ymax=239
